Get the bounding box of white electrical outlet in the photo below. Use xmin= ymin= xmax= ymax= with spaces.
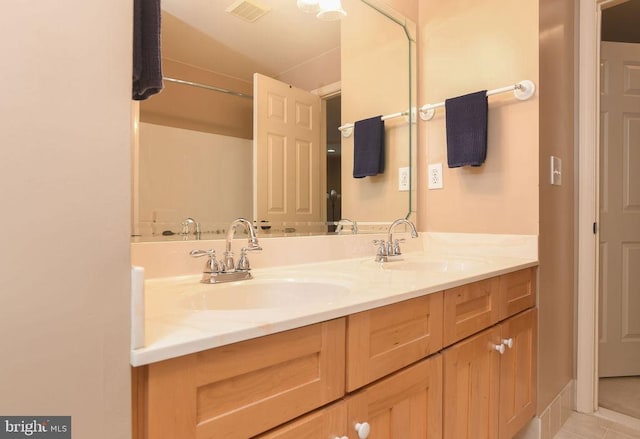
xmin=398 ymin=167 xmax=410 ymax=191
xmin=428 ymin=163 xmax=443 ymax=189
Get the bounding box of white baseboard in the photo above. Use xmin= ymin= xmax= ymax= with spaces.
xmin=514 ymin=380 xmax=575 ymax=439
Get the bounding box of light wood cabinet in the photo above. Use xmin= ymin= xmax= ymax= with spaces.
xmin=347 ymin=355 xmax=443 ymax=439
xmin=133 ymin=268 xmax=537 ymax=439
xmin=443 ymin=308 xmax=537 ymax=439
xmin=443 ymin=276 xmax=500 ymax=346
xmin=443 ymin=326 xmax=502 ymax=439
xmin=499 ymin=267 xmax=536 ymax=319
xmin=346 ymin=293 xmax=443 ymax=391
xmin=133 ymin=319 xmax=345 ymax=439
xmin=260 ymin=355 xmax=442 ymax=439
xmin=499 ymin=308 xmax=537 ymax=439
xmin=442 ymin=268 xmax=536 ymax=347
xmin=256 ymin=401 xmax=347 ymax=439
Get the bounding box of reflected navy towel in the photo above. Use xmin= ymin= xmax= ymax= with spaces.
xmin=133 ymin=0 xmax=163 ymax=100
xmin=445 ymin=90 xmax=488 ymax=168
xmin=353 ymin=116 xmax=385 ymax=178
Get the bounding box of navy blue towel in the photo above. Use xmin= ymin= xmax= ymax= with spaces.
xmin=445 ymin=90 xmax=488 ymax=167
xmin=353 ymin=116 xmax=385 ymax=178
xmin=133 ymin=0 xmax=163 ymax=100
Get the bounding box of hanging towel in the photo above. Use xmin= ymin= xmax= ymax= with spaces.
xmin=353 ymin=116 xmax=385 ymax=178
xmin=445 ymin=90 xmax=488 ymax=167
xmin=132 ymin=0 xmax=163 ymax=100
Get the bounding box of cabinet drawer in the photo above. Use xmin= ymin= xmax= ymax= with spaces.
xmin=443 ymin=277 xmax=500 ymax=346
xmin=140 ymin=319 xmax=346 ymax=439
xmin=346 ymin=293 xmax=443 ymax=391
xmin=499 ymin=267 xmax=536 ymax=319
xmin=256 ymin=401 xmax=346 ymax=439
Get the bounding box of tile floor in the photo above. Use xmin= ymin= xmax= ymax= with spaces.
xmin=599 ymin=377 xmax=640 ymax=420
xmin=555 ymin=411 xmax=640 ymax=438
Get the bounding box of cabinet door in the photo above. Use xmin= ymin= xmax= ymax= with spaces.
xmin=142 ymin=319 xmax=345 ymax=439
xmin=347 ymin=355 xmax=443 ymax=439
xmin=499 ymin=308 xmax=537 ymax=439
xmin=347 ymin=293 xmax=443 ymax=391
xmin=256 ymin=401 xmax=347 ymax=439
xmin=499 ymin=267 xmax=536 ymax=319
xmin=443 ymin=327 xmax=501 ymax=439
xmin=443 ymin=277 xmax=500 ymax=346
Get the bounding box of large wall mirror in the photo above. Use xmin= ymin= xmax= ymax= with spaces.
xmin=132 ymin=0 xmax=416 ymax=241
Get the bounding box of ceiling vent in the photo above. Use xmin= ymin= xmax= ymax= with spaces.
xmin=225 ymin=0 xmax=271 ymax=23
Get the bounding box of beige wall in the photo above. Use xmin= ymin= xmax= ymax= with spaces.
xmin=0 ymin=1 xmax=576 ymax=436
xmin=136 ymin=123 xmax=253 ymax=237
xmin=418 ymin=0 xmax=539 ymax=235
xmin=341 ymin=0 xmax=416 ymax=221
xmin=0 ymin=1 xmax=132 ymax=437
xmin=385 ymin=0 xmax=418 ymax=19
xmin=141 ymin=59 xmax=253 ymax=138
xmin=418 ymin=0 xmax=577 ymax=417
xmin=538 ymin=0 xmax=576 ymax=413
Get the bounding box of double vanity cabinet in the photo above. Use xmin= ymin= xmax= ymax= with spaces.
xmin=132 ymin=267 xmax=536 ymax=439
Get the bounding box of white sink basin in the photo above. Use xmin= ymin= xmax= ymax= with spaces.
xmin=372 ymin=256 xmax=489 ymax=273
xmin=181 ymin=277 xmax=352 ymax=310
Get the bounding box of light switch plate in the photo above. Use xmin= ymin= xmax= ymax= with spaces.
xmin=550 ymin=156 xmax=562 ymax=186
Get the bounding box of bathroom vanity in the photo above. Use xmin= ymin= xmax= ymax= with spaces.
xmin=131 ymin=233 xmax=538 ymax=439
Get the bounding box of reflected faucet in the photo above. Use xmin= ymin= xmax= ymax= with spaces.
xmin=373 ymin=218 xmax=419 ymax=262
xmin=223 ymin=218 xmax=262 ymax=271
xmin=181 ymin=217 xmax=201 ymax=240
xmin=336 ymin=218 xmax=358 ymax=235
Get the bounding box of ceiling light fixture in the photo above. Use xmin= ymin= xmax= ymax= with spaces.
xmin=316 ymin=0 xmax=346 ymax=21
xmin=297 ymin=0 xmax=319 ymax=13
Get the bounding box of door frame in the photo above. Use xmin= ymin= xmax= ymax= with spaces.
xmin=576 ymin=0 xmax=630 ymax=413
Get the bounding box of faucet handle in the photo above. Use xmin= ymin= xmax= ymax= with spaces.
xmin=190 ymin=249 xmax=221 ymax=273
xmin=372 ymin=240 xmax=388 ymax=262
xmin=392 ymin=238 xmax=406 ymax=256
xmin=190 ymin=249 xmax=214 ymax=258
xmin=236 ymin=248 xmax=252 ymax=271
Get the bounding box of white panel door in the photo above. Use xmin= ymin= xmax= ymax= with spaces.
xmin=253 ymin=73 xmax=324 ymax=226
xmin=599 ymin=42 xmax=640 ymax=377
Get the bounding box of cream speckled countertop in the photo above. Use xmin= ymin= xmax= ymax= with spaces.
xmin=130 ymin=233 xmax=538 ymax=366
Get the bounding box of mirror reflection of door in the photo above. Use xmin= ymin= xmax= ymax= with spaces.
xmin=326 ymin=95 xmax=341 ymax=231
xmin=133 ymin=1 xmax=416 ymax=241
xmin=253 ymin=73 xmax=324 ymax=231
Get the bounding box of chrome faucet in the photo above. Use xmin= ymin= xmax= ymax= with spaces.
xmin=387 ymin=218 xmax=418 ymax=252
xmin=373 ymin=218 xmax=418 ymax=262
xmin=190 ymin=218 xmax=262 ymax=284
xmin=181 ymin=217 xmax=201 ymax=239
xmin=336 ymin=218 xmax=358 ymax=235
xmin=223 ymin=218 xmax=261 ymax=271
